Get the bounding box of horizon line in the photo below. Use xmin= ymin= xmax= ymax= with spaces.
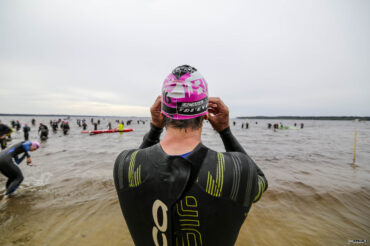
xmin=1 ymin=113 xmax=369 ymax=120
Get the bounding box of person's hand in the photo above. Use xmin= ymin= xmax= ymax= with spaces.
xmin=26 ymin=157 xmax=32 ymax=164
xmin=150 ymin=96 xmax=165 ymax=128
xmin=208 ymin=97 xmax=230 ymax=132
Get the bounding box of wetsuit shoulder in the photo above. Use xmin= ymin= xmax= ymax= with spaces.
xmin=113 ymin=147 xmax=152 ymax=191
xmin=22 ymin=141 xmax=32 ymax=151
xmin=196 ymin=149 xmax=264 ymax=207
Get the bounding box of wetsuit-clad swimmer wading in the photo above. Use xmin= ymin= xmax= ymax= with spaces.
xmin=23 ymin=124 xmax=31 ymax=141
xmin=38 ymin=123 xmax=49 ymax=140
xmin=113 ymin=65 xmax=268 ymax=246
xmin=0 ymin=141 xmax=40 ymax=200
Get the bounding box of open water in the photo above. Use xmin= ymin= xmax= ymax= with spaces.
xmin=0 ymin=116 xmax=369 ymax=246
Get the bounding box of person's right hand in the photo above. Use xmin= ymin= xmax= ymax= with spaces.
xmin=208 ymin=97 xmax=230 ymax=132
xmin=150 ymin=96 xmax=165 ymax=128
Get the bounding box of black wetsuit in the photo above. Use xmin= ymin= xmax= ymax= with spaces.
xmin=62 ymin=124 xmax=70 ymax=135
xmin=0 ymin=141 xmax=32 ymax=195
xmin=114 ymin=124 xmax=268 ymax=246
xmin=0 ymin=124 xmax=12 ymax=150
xmin=52 ymin=122 xmax=58 ymax=132
xmin=23 ymin=126 xmax=30 ymax=141
xmin=15 ymin=122 xmax=21 ymax=131
xmin=39 ymin=125 xmax=49 ymax=139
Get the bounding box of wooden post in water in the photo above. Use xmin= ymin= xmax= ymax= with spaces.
xmin=353 ymin=130 xmax=357 ymax=163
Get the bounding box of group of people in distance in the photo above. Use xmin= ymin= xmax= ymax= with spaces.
xmin=1 ymin=65 xmax=268 ymax=245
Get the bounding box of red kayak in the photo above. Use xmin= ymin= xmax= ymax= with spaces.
xmin=81 ymin=129 xmax=133 ymax=135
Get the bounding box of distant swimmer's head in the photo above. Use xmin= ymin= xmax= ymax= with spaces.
xmin=31 ymin=141 xmax=40 ymax=151
xmin=161 ymin=65 xmax=208 ymax=121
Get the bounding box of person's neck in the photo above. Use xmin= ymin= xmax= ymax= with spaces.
xmin=160 ymin=127 xmax=202 ymax=155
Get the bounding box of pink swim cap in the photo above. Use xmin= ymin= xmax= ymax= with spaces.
xmin=32 ymin=141 xmax=40 ymax=150
xmin=161 ymin=65 xmax=208 ymax=120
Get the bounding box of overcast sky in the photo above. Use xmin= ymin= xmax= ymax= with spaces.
xmin=0 ymin=0 xmax=369 ymax=117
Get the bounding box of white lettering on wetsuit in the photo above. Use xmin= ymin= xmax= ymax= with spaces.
xmin=152 ymin=199 xmax=168 ymax=246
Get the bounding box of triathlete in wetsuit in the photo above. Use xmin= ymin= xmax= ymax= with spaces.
xmin=82 ymin=122 xmax=87 ymax=130
xmin=52 ymin=120 xmax=58 ymax=132
xmin=114 ymin=65 xmax=268 ymax=246
xmin=23 ymin=124 xmax=31 ymax=141
xmin=15 ymin=121 xmax=21 ymax=131
xmin=38 ymin=123 xmax=49 ymax=140
xmin=0 ymin=141 xmax=39 ymax=199
xmin=62 ymin=122 xmax=70 ymax=135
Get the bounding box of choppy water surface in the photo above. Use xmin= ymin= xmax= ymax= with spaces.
xmin=0 ymin=117 xmax=369 ymax=246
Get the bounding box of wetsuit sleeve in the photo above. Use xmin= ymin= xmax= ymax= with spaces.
xmin=14 ymin=153 xmax=28 ymax=164
xmin=219 ymin=127 xmax=246 ymax=154
xmin=219 ymin=127 xmax=268 ymax=204
xmin=139 ymin=123 xmax=163 ymax=149
xmin=14 ymin=144 xmax=31 ymax=164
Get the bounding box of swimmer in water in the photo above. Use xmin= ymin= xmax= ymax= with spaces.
xmin=113 ymin=65 xmax=268 ymax=246
xmin=38 ymin=123 xmax=49 ymax=140
xmin=52 ymin=120 xmax=58 ymax=132
xmin=23 ymin=124 xmax=30 ymax=141
xmin=15 ymin=121 xmax=21 ymax=131
xmin=82 ymin=121 xmax=87 ymax=130
xmin=0 ymin=141 xmax=40 ymax=200
xmin=62 ymin=121 xmax=70 ymax=135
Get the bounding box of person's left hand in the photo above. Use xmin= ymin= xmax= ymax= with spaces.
xmin=26 ymin=157 xmax=32 ymax=164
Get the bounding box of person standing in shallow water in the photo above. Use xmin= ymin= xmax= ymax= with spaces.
xmin=0 ymin=141 xmax=40 ymax=201
xmin=82 ymin=121 xmax=87 ymax=130
xmin=23 ymin=124 xmax=30 ymax=141
xmin=62 ymin=121 xmax=70 ymax=135
xmin=38 ymin=123 xmax=49 ymax=140
xmin=113 ymin=65 xmax=268 ymax=246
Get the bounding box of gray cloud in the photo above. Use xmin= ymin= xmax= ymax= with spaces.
xmin=1 ymin=0 xmax=369 ymax=116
